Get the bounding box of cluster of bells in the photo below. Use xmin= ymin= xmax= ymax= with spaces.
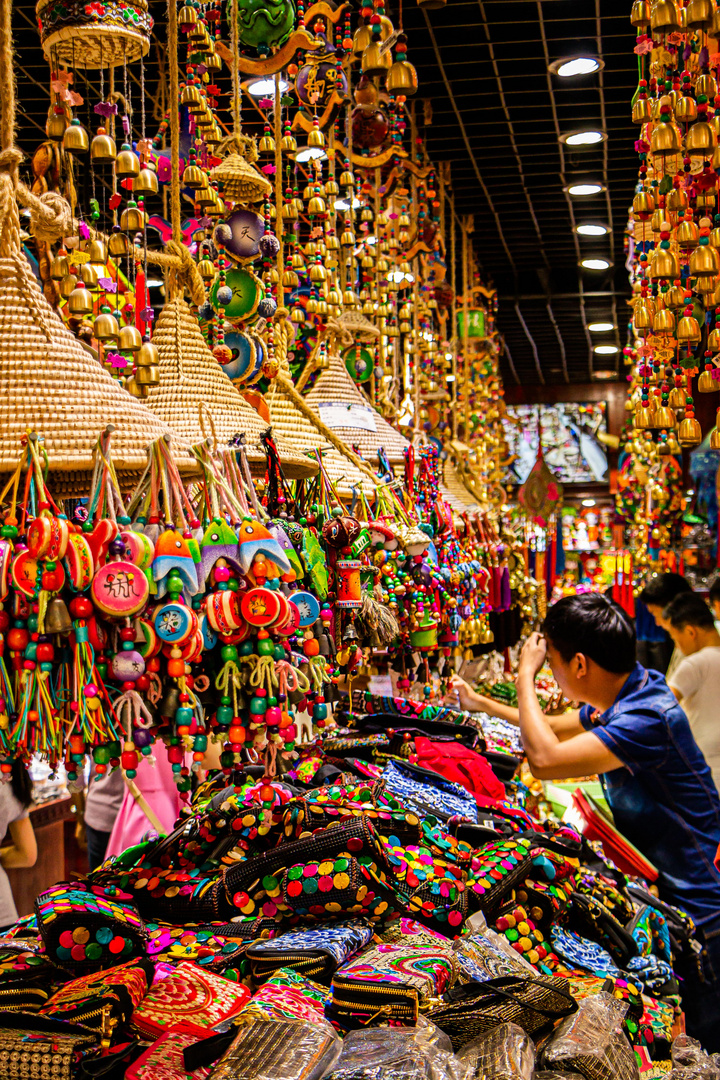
xmin=631 ymin=0 xmax=720 ymax=38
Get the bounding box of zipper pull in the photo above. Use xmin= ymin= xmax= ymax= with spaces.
xmin=362 ymin=1004 xmax=393 ymax=1025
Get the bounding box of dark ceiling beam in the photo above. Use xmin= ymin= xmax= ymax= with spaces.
xmin=513 ymin=302 xmax=545 ymax=385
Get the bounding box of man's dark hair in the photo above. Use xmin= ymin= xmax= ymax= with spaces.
xmin=709 ymin=578 xmax=720 ymax=607
xmin=541 ymin=593 xmax=636 ymax=674
xmin=639 ymin=572 xmax=692 ymax=608
xmin=663 ymin=592 xmax=715 ymax=631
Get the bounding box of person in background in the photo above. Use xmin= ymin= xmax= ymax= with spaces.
xmin=450 ymin=593 xmax=720 ymax=1050
xmin=664 ymin=593 xmax=720 ymax=795
xmin=0 ymin=762 xmax=37 ymax=928
xmin=708 ymin=577 xmax=720 ymax=632
xmin=638 ymin=571 xmax=692 ymax=680
xmin=105 ymin=740 xmax=188 ymax=859
xmin=84 ymin=767 xmax=125 ymax=871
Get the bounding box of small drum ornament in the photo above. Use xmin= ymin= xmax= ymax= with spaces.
xmin=27 ymin=516 xmax=69 ymax=561
xmin=409 ymin=611 xmax=438 ymax=652
xmin=63 ymin=534 xmax=94 ymax=592
xmin=111 ymin=650 xmax=146 ymax=683
xmin=288 ymin=590 xmax=320 ymax=628
xmin=240 ymin=587 xmax=286 ymax=628
xmin=92 ymin=560 xmax=150 ymax=617
xmin=120 ymin=529 xmax=155 ymax=569
xmin=210 ymin=267 xmax=263 ymax=321
xmin=154 ymin=602 xmax=198 ymax=644
xmin=206 ymin=590 xmax=244 ymax=634
xmin=336 ymin=560 xmax=362 ymax=609
xmin=275 ymin=600 xmax=301 ymax=638
xmin=220 ymin=209 xmax=264 ymax=262
xmin=12 ymin=551 xmax=41 ymax=597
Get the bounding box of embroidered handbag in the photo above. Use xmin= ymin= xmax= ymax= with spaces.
xmin=40 ymin=958 xmax=154 ymax=1034
xmin=248 ymin=920 xmax=375 ymax=984
xmin=465 ymin=837 xmax=533 ymax=915
xmin=131 ymin=961 xmax=251 ymax=1039
xmin=125 ymin=1030 xmax=212 ymax=1080
xmin=237 ymin=967 xmax=330 ymax=1025
xmin=35 ymin=881 xmax=148 ymax=974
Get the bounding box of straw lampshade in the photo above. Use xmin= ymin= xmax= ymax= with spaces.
xmin=442 ymin=457 xmax=481 ymax=510
xmin=0 ymin=158 xmax=189 ymax=492
xmin=210 ymin=135 xmax=272 ymax=205
xmin=144 ymin=296 xmax=316 ymax=479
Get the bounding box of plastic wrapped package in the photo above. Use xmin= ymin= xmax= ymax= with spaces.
xmin=324 ymin=1024 xmax=464 ymax=1080
xmin=667 ymin=1034 xmax=720 ymax=1080
xmin=455 ymin=1023 xmax=535 ymax=1080
xmin=541 ymin=993 xmax=638 ymax=1080
xmin=207 ymin=1018 xmax=341 ymax=1080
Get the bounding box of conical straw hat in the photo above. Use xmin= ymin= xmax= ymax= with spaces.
xmin=0 ymin=153 xmax=187 ymax=494
xmin=144 ymin=296 xmax=317 ymax=480
xmin=305 ymin=349 xmax=410 ymax=467
xmin=210 ymin=136 xmax=271 ymax=205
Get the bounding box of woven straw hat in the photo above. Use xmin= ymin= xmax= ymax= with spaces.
xmin=210 ymin=136 xmax=271 ymax=205
xmin=337 ymin=310 xmax=381 ymax=339
xmin=0 ymin=155 xmax=189 ymax=493
xmin=305 ymin=349 xmax=409 ymax=467
xmin=144 ymin=297 xmax=316 ymax=480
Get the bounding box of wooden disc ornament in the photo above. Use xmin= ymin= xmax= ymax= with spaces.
xmin=91 ymin=560 xmax=150 ymax=617
xmin=210 ymin=268 xmax=264 ymax=322
xmin=343 ymin=345 xmax=375 ymax=384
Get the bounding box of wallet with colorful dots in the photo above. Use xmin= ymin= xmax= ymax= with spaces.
xmin=34 ymin=881 xmax=148 ymax=974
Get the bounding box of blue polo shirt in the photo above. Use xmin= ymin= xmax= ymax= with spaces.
xmin=580 ymin=663 xmax=720 ymax=925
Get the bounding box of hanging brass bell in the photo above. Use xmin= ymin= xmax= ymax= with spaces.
xmin=324 ymin=178 xmax=339 ymax=196
xmin=353 ymin=23 xmax=373 ymax=56
xmin=198 ymin=257 xmax=216 ymax=281
xmin=46 ymin=110 xmax=68 ymax=140
xmin=120 ymin=200 xmax=147 ymax=231
xmin=135 ymin=364 xmax=160 ymax=386
xmin=181 ymin=84 xmax=203 ymax=108
xmin=362 ymin=42 xmax=392 ymax=78
xmin=633 ymin=190 xmax=655 ymax=216
xmin=108 ymin=230 xmax=130 ymax=257
xmin=67 ymin=286 xmax=94 ymax=316
xmin=282 ymin=202 xmax=298 ymax=221
xmin=666 ymin=284 xmax=686 ymax=309
xmin=667 ymin=188 xmax=689 ymax=213
xmin=118 ymin=325 xmax=142 ymax=352
xmin=632 ymin=98 xmax=653 ymax=124
xmin=91 ymin=129 xmax=117 ymax=165
xmin=136 ymin=339 xmax=159 ymax=367
xmin=697 ymin=74 xmax=719 ymax=98
xmin=291 ymin=306 xmax=305 ymax=324
xmin=124 ymin=376 xmax=144 ymax=398
xmin=341 ymin=229 xmax=356 ymax=246
xmin=50 ymin=253 xmax=70 ymax=280
xmin=340 ymin=170 xmax=354 ymax=187
xmin=206 ymin=195 xmax=225 ymax=219
xmin=80 ymin=263 xmax=100 ymax=289
xmin=686 ymin=121 xmax=718 ymax=156
xmin=183 ymin=164 xmax=207 ymax=190
xmin=690 ymin=243 xmax=719 ymax=275
xmin=708 ymin=327 xmax=720 ymax=351
xmin=258 ymin=134 xmax=276 ymax=153
xmin=94 ymin=310 xmax=120 ymax=341
xmin=678 ymin=417 xmax=703 ymax=446
xmin=281 ymin=132 xmax=297 ymax=152
xmin=387 ymin=60 xmax=418 ymax=97
xmin=205 ymin=52 xmax=222 ymax=71
xmin=651 ymin=0 xmax=681 ymax=32
xmin=654 ymin=406 xmax=677 ymax=428
xmin=650 ymin=248 xmax=680 ymax=278
xmin=88 ymin=239 xmax=108 ymax=264
xmin=308 ymin=126 xmax=325 ymax=148
xmin=134 ymin=167 xmax=158 ymax=196
xmin=686 ymin=0 xmax=716 ymax=28
xmin=195 ymin=184 xmax=216 ymax=206
xmin=178 ymin=4 xmax=198 ymax=26
xmin=674 ymin=96 xmax=698 ymax=123
xmin=668 ymin=386 xmax=688 ymax=407
xmin=698 ymin=368 xmax=718 ymax=391
xmin=307 ymin=195 xmax=326 ymax=214
xmin=45 ymin=597 xmax=73 ymax=635
xmin=676 ymin=219 xmax=699 ymax=248
xmin=205 ymin=125 xmax=222 ymax=147
xmin=59 ymin=274 xmax=77 ymax=299
xmin=631 ymin=0 xmax=651 ymax=25
xmin=62 ymin=118 xmax=89 ymax=154
xmin=283 ymin=269 xmax=299 ymax=287
xmin=711 ymin=427 xmax=720 ymax=448
xmin=653 ymin=307 xmax=676 ymax=334
xmin=650 ymin=122 xmax=681 ymax=156
xmin=634 ymin=405 xmax=656 ymax=429
xmin=711 ymin=5 xmax=720 ymax=34
xmin=309 ymin=262 xmax=327 ymax=282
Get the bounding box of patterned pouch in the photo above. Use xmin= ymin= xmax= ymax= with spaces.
xmin=248 ymin=920 xmax=375 ymax=984
xmin=280 ymin=857 xmax=401 ymax=923
xmin=131 ymin=961 xmax=251 ymax=1039
xmin=565 ymin=893 xmax=638 ymax=967
xmin=328 ymin=942 xmax=456 ymax=1029
xmin=40 ymin=958 xmax=154 ymax=1033
xmin=283 ymin=786 xmax=424 ymax=848
xmin=0 ymin=1013 xmax=99 ymax=1080
xmin=626 ymin=904 xmax=672 ymax=962
xmin=208 ymin=1018 xmax=341 ymax=1080
xmin=465 ymin=837 xmax=533 ymax=915
xmin=237 ymin=967 xmax=330 ymax=1024
xmin=125 ymin=1030 xmax=212 ymax=1079
xmin=35 ymin=881 xmax=148 ymax=974
xmin=549 ymin=926 xmax=621 ymax=977
xmin=382 ymin=761 xmax=478 ymax=823
xmin=145 ymin=918 xmax=274 ymax=974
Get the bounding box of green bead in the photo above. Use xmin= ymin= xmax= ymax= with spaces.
xmin=221 ymin=644 xmax=239 ymax=662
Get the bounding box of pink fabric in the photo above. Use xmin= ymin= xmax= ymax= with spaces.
xmin=106 ymin=745 xmax=185 ymax=858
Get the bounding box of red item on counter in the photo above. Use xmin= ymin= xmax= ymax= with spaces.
xmin=412 ymin=737 xmax=505 ymax=802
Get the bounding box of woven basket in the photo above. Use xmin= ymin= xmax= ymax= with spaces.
xmin=36 ymin=0 xmax=151 ymax=67
xmin=144 ymin=297 xmax=315 ymax=480
xmin=0 ymin=172 xmax=190 ymax=494
xmin=264 ymin=377 xmax=376 ymax=496
xmin=442 ymin=458 xmax=479 ymax=510
xmin=305 ymin=350 xmax=409 ymax=467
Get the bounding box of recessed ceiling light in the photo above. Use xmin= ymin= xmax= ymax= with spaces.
xmin=295 ymin=146 xmax=327 ymax=163
xmin=576 ymin=223 xmax=610 ymax=237
xmin=580 ymin=257 xmax=612 ymax=270
xmin=582 ymin=498 xmax=596 ymax=507
xmin=592 ymin=369 xmax=617 ymax=380
xmin=550 ymin=57 xmax=603 ymax=78
xmin=334 ymin=197 xmax=361 ymax=211
xmin=588 ymin=321 xmax=615 ymax=332
xmin=566 ymin=182 xmax=605 ymax=197
xmin=561 ymin=130 xmax=607 ymax=147
xmin=594 ymin=344 xmax=619 ymax=354
xmin=247 ymin=77 xmax=290 ymax=96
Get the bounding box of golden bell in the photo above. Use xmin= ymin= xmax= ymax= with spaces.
xmin=678 ymin=417 xmax=703 ymax=446
xmin=46 ymin=110 xmax=68 ymax=140
xmin=291 ymin=306 xmax=305 ymax=324
xmin=387 ymin=60 xmax=418 ymax=97
xmin=712 ymin=229 xmax=720 ymax=251
xmin=633 ymin=302 xmax=654 ymax=330
xmin=205 ymin=52 xmax=222 ymax=71
xmin=690 ymin=243 xmax=719 ymax=275
xmin=108 ymin=230 xmax=130 ymax=257
xmin=340 ymin=170 xmax=354 ymax=187
xmin=686 ymin=0 xmax=716 ymax=29
xmin=307 ymin=126 xmax=325 ymax=148
xmin=668 ymin=386 xmax=687 ymax=407
xmin=67 ymin=286 xmax=94 ymax=316
xmin=651 ymin=122 xmax=681 ymax=156
xmin=178 ymin=4 xmax=198 ymax=26
xmin=324 ymin=179 xmax=339 ymax=196
xmin=45 ymin=597 xmax=72 ymax=635
xmin=653 ymin=307 xmax=676 ymax=334
xmin=282 ymin=203 xmax=298 ymax=221
xmin=118 ymin=325 xmax=142 ymax=353
xmin=136 ymin=340 xmax=159 ymax=368
xmin=652 ymin=0 xmax=681 ymax=31
xmin=686 ymin=121 xmax=718 ymax=156
xmin=352 ymin=23 xmax=373 ymax=56
xmin=708 ymin=327 xmax=720 ymax=350
xmin=205 ymin=124 xmax=222 ymax=147
xmin=667 ymin=188 xmax=689 ymax=213
xmin=633 ymin=190 xmax=656 ymax=216
xmin=94 ymin=310 xmax=119 ymax=341
xmin=91 ymin=129 xmax=116 ymax=165
xmin=195 ymin=184 xmax=216 ymax=206
xmin=698 ymin=368 xmax=717 ymax=391
xmin=283 ymin=270 xmax=299 ymax=287
xmin=80 ymin=263 xmax=100 ymax=288
xmin=654 ymin=406 xmax=677 ymax=428
xmin=675 ymin=96 xmax=698 ymax=123
xmin=181 ymin=84 xmax=202 ymax=108
xmin=120 ymin=201 xmax=147 ymax=231
xmin=697 ymin=74 xmax=719 ymax=98
xmin=62 ymin=119 xmax=89 ymax=154
xmin=307 ymin=196 xmax=326 ymax=214
xmin=198 ymin=257 xmax=216 ymax=281
xmin=362 ymin=42 xmax=392 ymax=77
xmin=711 ymin=5 xmax=720 ymax=34
xmin=135 ymin=364 xmax=160 ymax=386
xmin=258 ymin=134 xmax=276 ymax=153
xmin=183 ymin=165 xmax=207 ymax=190
xmin=59 ymin=274 xmax=76 ymax=299
xmin=677 ymin=315 xmax=702 ymax=342
xmin=634 ymin=405 xmax=656 ymax=429
xmin=88 ymin=239 xmax=107 ymax=264
xmin=631 ymin=0 xmax=651 ymax=25
xmin=632 ymin=98 xmax=653 ymax=124
xmin=676 ymin=219 xmax=699 ymax=248
xmin=711 ymin=427 xmax=720 ymax=448
xmin=341 ymin=229 xmax=356 ymax=246
xmin=281 ymin=132 xmax=297 ymax=152
xmin=134 ymin=167 xmax=158 ymax=196
xmin=50 ymin=254 xmax=69 ymax=280
xmin=650 ymin=248 xmax=680 ymax=278
xmin=206 ymin=195 xmax=225 ymax=219
xmin=115 ymin=144 xmax=140 ymax=180
xmin=666 ymin=284 xmax=687 ymax=308
xmin=124 ymin=376 xmax=144 ymax=399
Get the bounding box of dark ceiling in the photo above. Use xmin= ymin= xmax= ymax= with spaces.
xmin=12 ymin=0 xmax=638 ymax=388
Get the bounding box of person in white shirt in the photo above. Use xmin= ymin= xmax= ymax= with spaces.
xmin=708 ymin=577 xmax=720 ymax=635
xmin=639 ymin=571 xmax=692 ymax=681
xmin=666 ymin=592 xmax=720 ymax=795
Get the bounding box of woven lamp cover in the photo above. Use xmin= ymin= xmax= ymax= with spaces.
xmin=442 ymin=458 xmax=480 ymax=510
xmin=0 ymin=206 xmax=185 ymax=492
xmin=264 ymin=379 xmax=376 ymax=496
xmin=145 ymin=297 xmax=316 ymax=479
xmin=305 ymin=350 xmax=409 ymax=467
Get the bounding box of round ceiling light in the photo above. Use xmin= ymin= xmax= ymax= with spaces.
xmin=594 ymin=344 xmax=619 ymax=354
xmin=576 ymin=223 xmax=610 ymax=236
xmin=565 ymin=182 xmax=605 ymax=196
xmin=580 ymin=257 xmax=612 ymax=270
xmin=550 ymin=56 xmax=603 ymax=78
xmin=247 ymin=77 xmax=290 ymax=96
xmin=561 ymin=130 xmax=607 ymax=147
xmin=592 ymin=370 xmax=617 ymax=380
xmin=588 ymin=321 xmax=615 ymax=332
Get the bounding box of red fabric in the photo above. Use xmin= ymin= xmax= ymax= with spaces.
xmin=413 ymin=737 xmax=505 ymax=802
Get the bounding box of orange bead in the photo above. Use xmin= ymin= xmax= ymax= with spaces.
xmin=303 ymin=637 xmax=320 ymax=657
xmin=228 ymin=725 xmax=246 ymax=744
xmin=167 ymin=659 xmax=185 ymax=677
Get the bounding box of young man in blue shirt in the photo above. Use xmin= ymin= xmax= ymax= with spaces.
xmin=450 ymin=592 xmax=720 ymax=1050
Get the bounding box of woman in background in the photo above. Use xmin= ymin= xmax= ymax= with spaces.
xmin=0 ymin=761 xmax=37 ymax=928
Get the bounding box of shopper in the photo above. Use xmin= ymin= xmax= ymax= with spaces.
xmin=664 ymin=593 xmax=720 ymax=795
xmin=639 ymin=571 xmax=692 ymax=679
xmin=453 ymin=593 xmax=720 ymax=1049
xmin=708 ymin=577 xmax=720 ymax=629
xmin=0 ymin=762 xmax=37 ymax=928
xmin=84 ymin=767 xmax=125 ymax=871
xmin=105 ymin=741 xmax=187 ymax=859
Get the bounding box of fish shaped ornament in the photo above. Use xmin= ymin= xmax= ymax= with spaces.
xmin=198 ymin=518 xmax=244 ymax=591
xmin=268 ymin=521 xmax=304 ymax=583
xmin=152 ymin=529 xmax=200 ymax=598
xmin=236 ymin=517 xmax=292 ymax=582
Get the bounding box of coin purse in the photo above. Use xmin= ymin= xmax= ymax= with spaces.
xmin=39 ymin=958 xmax=154 ymax=1033
xmin=131 ymin=961 xmax=251 ymax=1039
xmin=247 ymin=920 xmax=375 ymax=984
xmin=34 ymin=881 xmax=148 ymax=974
xmin=465 ymin=836 xmax=534 ymax=915
xmin=237 ymin=967 xmax=330 ymax=1025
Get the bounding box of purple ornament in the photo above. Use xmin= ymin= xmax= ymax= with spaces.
xmin=222 ymin=209 xmax=264 ymax=261
xmin=259 ymin=232 xmax=280 ymax=258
